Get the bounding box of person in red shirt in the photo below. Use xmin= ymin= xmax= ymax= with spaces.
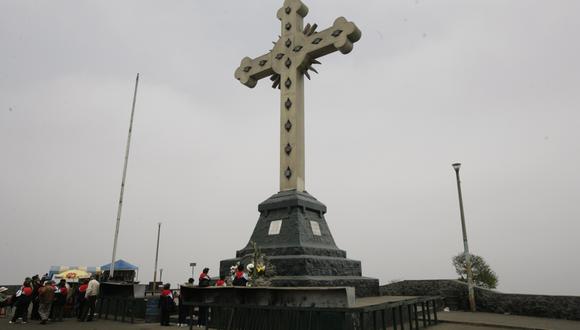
xmin=9 ymin=279 xmax=33 ymax=324
xmin=198 ymin=268 xmax=211 ymax=287
xmin=232 ymin=265 xmax=248 ymax=287
xmin=52 ymin=279 xmax=68 ymax=322
xmin=158 ymin=283 xmax=174 ymax=326
xmin=76 ymin=279 xmax=89 ymax=321
xmin=215 ymin=275 xmax=226 ymax=287
xmin=198 ymin=268 xmax=211 ymax=326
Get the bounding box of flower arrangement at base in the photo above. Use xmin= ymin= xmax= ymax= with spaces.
xmin=247 ymin=241 xmax=276 ymax=287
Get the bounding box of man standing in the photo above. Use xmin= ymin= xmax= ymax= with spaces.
xmin=83 ymin=276 xmax=100 ymax=322
xmin=158 ymin=283 xmax=174 ymax=327
xmin=76 ymin=279 xmax=89 ymax=321
xmin=38 ymin=281 xmax=55 ymax=324
xmin=198 ymin=268 xmax=211 ymax=326
xmin=198 ymin=268 xmax=211 ymax=287
xmin=30 ymin=276 xmax=41 ymax=321
xmin=52 ymin=279 xmax=68 ymax=322
xmin=9 ymin=279 xmax=33 ymax=324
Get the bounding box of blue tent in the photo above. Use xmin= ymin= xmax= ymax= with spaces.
xmin=101 ymin=259 xmax=138 ymax=271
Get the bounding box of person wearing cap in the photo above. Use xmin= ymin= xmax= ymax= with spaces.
xmin=0 ymin=287 xmax=10 ymax=317
xmin=0 ymin=287 xmax=9 ymax=305
xmin=38 ymin=281 xmax=55 ymax=324
xmin=9 ymin=279 xmax=33 ymax=324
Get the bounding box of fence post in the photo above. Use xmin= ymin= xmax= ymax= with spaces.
xmin=189 ymin=305 xmax=195 ymax=330
xmin=433 ymin=299 xmax=438 ymax=324
xmin=392 ymin=307 xmax=398 ymax=330
xmin=114 ymin=299 xmax=119 ymax=321
xmin=413 ymin=304 xmax=419 ymax=330
xmin=421 ymin=302 xmax=426 ymax=327
xmin=399 ymin=306 xmax=405 ymax=330
xmin=98 ymin=297 xmax=104 ymax=319
xmin=130 ymin=299 xmax=135 ymax=324
xmin=407 ymin=304 xmax=413 ymax=330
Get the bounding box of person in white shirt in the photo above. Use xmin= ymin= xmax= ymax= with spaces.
xmin=82 ymin=276 xmax=100 ymax=322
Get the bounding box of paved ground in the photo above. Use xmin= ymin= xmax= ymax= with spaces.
xmin=438 ymin=311 xmax=580 ymax=330
xmin=0 ymin=319 xmax=190 ymax=330
xmin=432 ymin=325 xmax=514 ymax=330
xmin=2 ymin=312 xmax=580 ymax=330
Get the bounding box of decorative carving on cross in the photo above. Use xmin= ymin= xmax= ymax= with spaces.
xmin=235 ymin=0 xmax=361 ymax=192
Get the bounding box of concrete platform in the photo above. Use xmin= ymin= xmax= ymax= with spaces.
xmin=353 ymin=295 xmax=421 ymax=308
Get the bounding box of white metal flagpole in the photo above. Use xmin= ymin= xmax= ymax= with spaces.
xmin=110 ymin=73 xmax=140 ymax=279
xmin=153 ymin=222 xmax=161 ymax=294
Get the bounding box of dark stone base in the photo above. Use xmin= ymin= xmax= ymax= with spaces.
xmin=220 ymin=190 xmax=379 ymax=297
xmin=271 ymin=276 xmax=379 ymax=298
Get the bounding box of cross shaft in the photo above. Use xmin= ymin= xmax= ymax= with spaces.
xmin=235 ymin=0 xmax=361 ymax=192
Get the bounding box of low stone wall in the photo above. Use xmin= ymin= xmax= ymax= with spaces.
xmin=380 ymin=280 xmax=580 ymax=321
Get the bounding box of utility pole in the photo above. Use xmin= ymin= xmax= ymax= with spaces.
xmin=452 ymin=163 xmax=476 ymax=312
xmin=153 ymin=222 xmax=162 ymax=294
xmin=110 ymin=73 xmax=140 ymax=279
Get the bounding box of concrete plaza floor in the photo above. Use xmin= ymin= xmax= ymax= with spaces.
xmin=2 ymin=312 xmax=580 ymax=330
xmin=438 ymin=311 xmax=580 ymax=330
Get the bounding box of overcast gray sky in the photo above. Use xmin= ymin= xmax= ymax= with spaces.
xmin=1 ymin=0 xmax=579 ymax=296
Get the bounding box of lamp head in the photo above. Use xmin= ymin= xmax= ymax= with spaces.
xmin=452 ymin=163 xmax=461 ymax=172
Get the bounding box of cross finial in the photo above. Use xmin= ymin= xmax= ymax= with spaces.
xmin=235 ymin=0 xmax=361 ymax=192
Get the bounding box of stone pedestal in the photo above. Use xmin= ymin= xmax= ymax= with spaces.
xmin=220 ymin=190 xmax=378 ymax=297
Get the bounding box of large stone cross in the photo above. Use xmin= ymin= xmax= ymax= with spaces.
xmin=235 ymin=0 xmax=361 ymax=192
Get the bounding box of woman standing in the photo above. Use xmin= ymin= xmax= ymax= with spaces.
xmin=158 ymin=283 xmax=174 ymax=326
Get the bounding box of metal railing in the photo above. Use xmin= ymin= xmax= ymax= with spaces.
xmin=185 ymin=296 xmax=442 ymax=330
xmin=97 ymin=296 xmax=144 ymax=323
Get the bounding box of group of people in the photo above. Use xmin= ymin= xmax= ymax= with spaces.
xmin=158 ymin=265 xmax=249 ymax=327
xmin=3 ymin=274 xmax=100 ymax=325
xmin=3 ymin=265 xmax=249 ymax=327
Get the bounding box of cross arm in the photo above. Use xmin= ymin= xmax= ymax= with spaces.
xmin=303 ymin=17 xmax=361 ymax=60
xmin=235 ymin=53 xmax=274 ymax=88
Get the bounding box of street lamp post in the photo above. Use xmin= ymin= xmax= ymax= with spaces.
xmin=452 ymin=163 xmax=476 ymax=312
xmin=189 ymin=263 xmax=197 ymax=280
